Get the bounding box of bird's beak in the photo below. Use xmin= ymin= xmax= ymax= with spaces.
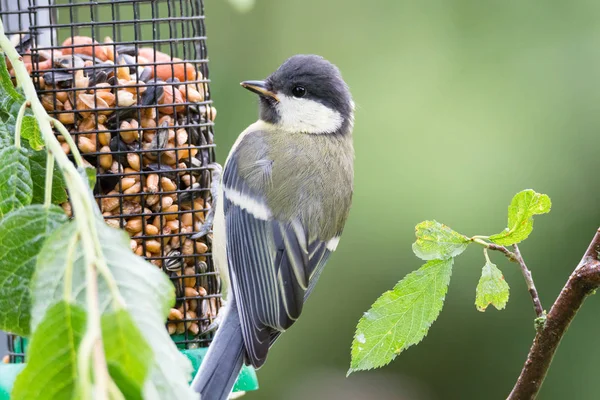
xmin=240 ymin=80 xmax=279 ymax=102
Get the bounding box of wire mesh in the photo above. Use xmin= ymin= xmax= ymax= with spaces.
xmin=1 ymin=0 xmax=221 ymax=362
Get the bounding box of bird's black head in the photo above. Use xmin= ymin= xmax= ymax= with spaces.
xmin=241 ymin=54 xmax=354 ymax=135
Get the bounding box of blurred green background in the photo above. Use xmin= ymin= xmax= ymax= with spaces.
xmin=204 ymin=1 xmax=600 ymax=399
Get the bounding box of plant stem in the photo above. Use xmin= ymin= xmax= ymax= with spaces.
xmin=44 ymin=152 xmax=54 ymax=208
xmin=13 ymin=101 xmax=27 ymax=149
xmin=512 ymin=244 xmax=544 ymax=318
xmin=483 ymin=248 xmax=491 ymax=264
xmin=507 ymin=228 xmax=600 ymax=400
xmin=50 ymin=117 xmax=84 ymax=168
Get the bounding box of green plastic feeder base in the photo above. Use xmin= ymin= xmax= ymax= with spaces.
xmin=0 ymin=347 xmax=258 ymax=399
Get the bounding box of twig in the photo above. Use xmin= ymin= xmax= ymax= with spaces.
xmin=512 ymin=244 xmax=544 ymax=318
xmin=507 ymin=228 xmax=600 ymax=400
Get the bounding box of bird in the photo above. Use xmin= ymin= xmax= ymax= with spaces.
xmin=191 ymin=54 xmax=355 ymax=400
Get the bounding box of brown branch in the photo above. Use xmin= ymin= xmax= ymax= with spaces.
xmin=507 ymin=228 xmax=600 ymax=400
xmin=487 ymin=243 xmax=544 ymax=318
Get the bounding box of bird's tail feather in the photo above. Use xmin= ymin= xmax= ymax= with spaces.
xmin=191 ymin=298 xmax=244 ymax=400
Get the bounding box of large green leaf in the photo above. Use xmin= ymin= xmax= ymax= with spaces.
xmin=489 ymin=189 xmax=551 ymax=246
xmin=412 ymin=220 xmax=469 ymax=260
xmin=0 ymin=205 xmax=66 ymax=335
xmin=0 ymin=146 xmax=32 ymax=217
xmin=349 ymin=258 xmax=453 ymax=373
xmin=12 ymin=302 xmax=86 ymax=400
xmin=28 ymin=150 xmax=68 ymax=205
xmin=31 ymin=219 xmax=194 ymax=399
xmin=102 ymin=310 xmax=153 ymax=400
xmin=475 ymin=259 xmax=510 ymax=312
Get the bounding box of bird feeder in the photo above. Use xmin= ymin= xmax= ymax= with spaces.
xmin=0 ymin=0 xmax=258 ymax=397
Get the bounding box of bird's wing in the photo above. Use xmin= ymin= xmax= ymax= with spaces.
xmin=222 ymin=152 xmax=331 ymax=368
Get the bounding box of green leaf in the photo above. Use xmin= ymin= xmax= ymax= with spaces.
xmin=0 ymin=146 xmax=33 ymax=217
xmin=21 ymin=115 xmax=44 ymax=151
xmin=475 ymin=259 xmax=510 ymax=312
xmin=349 ymin=258 xmax=453 ymax=373
xmin=412 ymin=220 xmax=469 ymax=260
xmin=0 ymin=205 xmax=66 ymax=335
xmin=28 ymin=150 xmax=68 ymax=205
xmin=12 ymin=301 xmax=86 ymax=400
xmin=0 ymin=119 xmax=10 ymax=148
xmin=31 ymin=219 xmax=194 ymax=399
xmin=102 ymin=310 xmax=153 ymax=400
xmin=0 ymin=53 xmax=24 ymax=116
xmin=489 ymin=189 xmax=551 ymax=246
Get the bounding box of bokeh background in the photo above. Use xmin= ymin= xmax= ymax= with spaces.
xmin=3 ymin=1 xmax=600 ymax=399
xmin=204 ymin=1 xmax=600 ymax=399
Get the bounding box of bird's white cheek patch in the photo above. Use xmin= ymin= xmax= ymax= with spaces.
xmin=225 ymin=187 xmax=272 ymax=220
xmin=275 ymin=94 xmax=343 ymax=134
xmin=326 ymin=236 xmax=341 ymax=251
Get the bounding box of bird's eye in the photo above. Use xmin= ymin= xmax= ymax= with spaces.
xmin=291 ymin=86 xmax=306 ymax=98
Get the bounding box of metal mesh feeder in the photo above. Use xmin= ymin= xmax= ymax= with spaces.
xmin=0 ymin=0 xmax=258 ymax=396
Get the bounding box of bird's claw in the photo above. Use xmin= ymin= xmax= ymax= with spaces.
xmin=191 ymin=163 xmax=222 ymax=240
xmin=204 ymin=301 xmax=227 ymax=334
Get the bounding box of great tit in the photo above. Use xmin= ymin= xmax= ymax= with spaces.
xmin=191 ymin=54 xmax=355 ymax=400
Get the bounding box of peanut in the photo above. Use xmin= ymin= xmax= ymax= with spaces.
xmin=98 ymin=146 xmax=112 ymax=169
xmin=127 ymin=153 xmax=141 ymax=171
xmin=195 ymin=241 xmax=208 ymax=254
xmin=145 ymin=239 xmax=161 ymax=253
xmin=146 ymin=194 xmax=159 ymax=206
xmin=105 ymin=218 xmax=120 ymax=229
xmin=188 ymin=323 xmax=200 ymax=335
xmin=58 ymin=112 xmax=75 ymax=125
xmin=144 ymin=224 xmax=159 ymax=236
xmin=125 ymin=218 xmax=143 ymax=233
xmin=183 ymin=267 xmax=196 ymax=287
xmin=161 ymin=196 xmax=174 ymax=209
xmin=98 ymin=131 xmax=111 ymax=146
xmin=119 ymin=177 xmax=137 ymax=191
xmin=160 ymin=177 xmax=177 ymax=191
xmin=164 ymin=205 xmax=179 ymax=221
xmin=168 ymin=308 xmax=184 ymax=320
xmin=146 ymin=173 xmax=159 ymax=193
xmin=101 ymin=192 xmax=120 ymax=212
xmin=117 ymin=90 xmax=136 ymax=107
xmin=123 ymin=181 xmax=141 ymax=195
xmin=182 ymin=238 xmax=194 ymax=256
xmin=166 ymin=220 xmax=180 ymax=232
xmin=181 ymin=212 xmax=193 ymax=227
